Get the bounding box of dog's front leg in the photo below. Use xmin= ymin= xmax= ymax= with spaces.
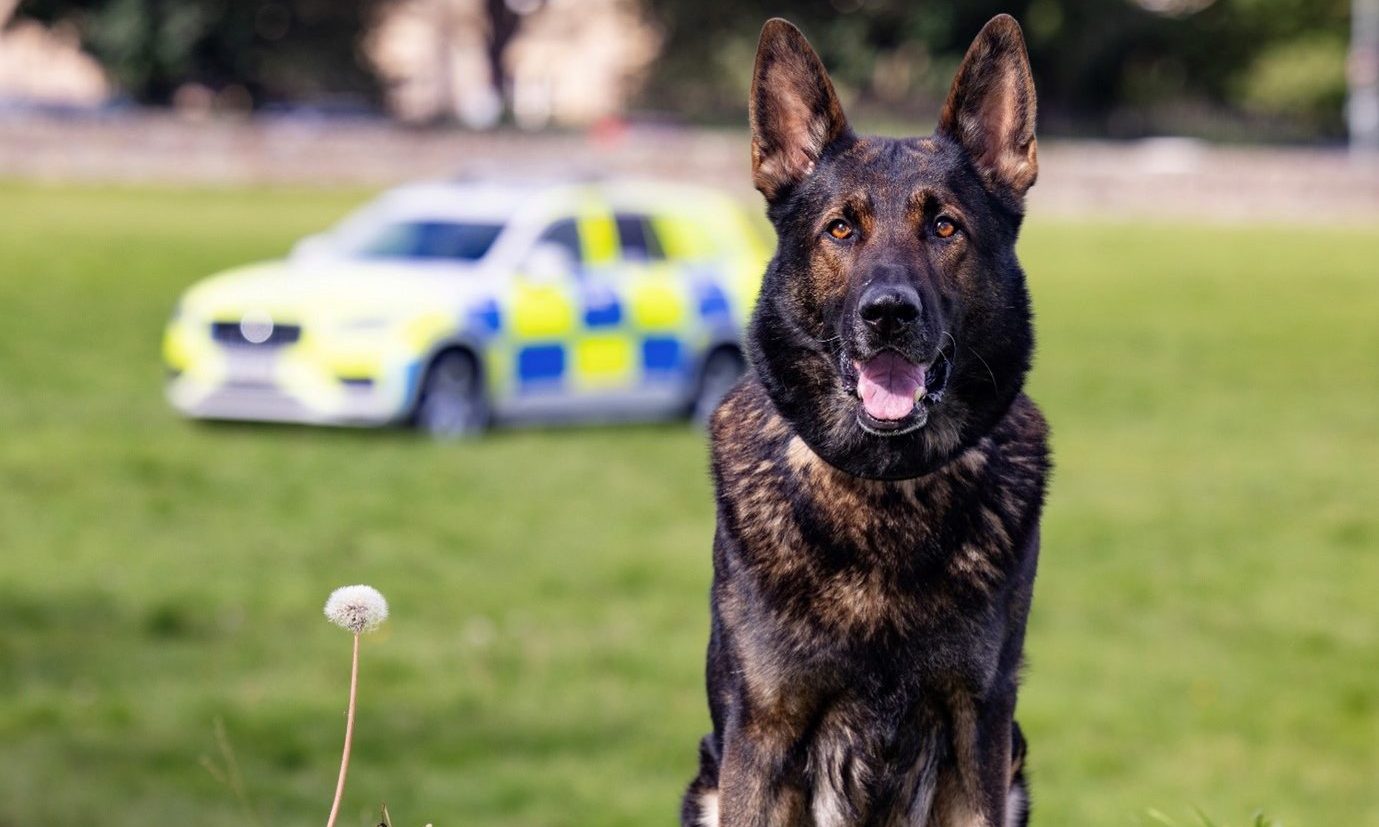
xmin=973 ymin=712 xmax=1017 ymax=827
xmin=931 ymin=697 xmax=1018 ymax=827
xmin=716 ymin=721 xmax=808 ymax=827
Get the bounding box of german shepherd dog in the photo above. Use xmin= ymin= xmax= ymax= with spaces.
xmin=681 ymin=15 xmax=1049 ymax=827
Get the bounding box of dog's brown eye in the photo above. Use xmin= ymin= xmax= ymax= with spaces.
xmin=935 ymin=218 xmax=958 ymax=239
xmin=827 ymin=219 xmax=853 ymax=240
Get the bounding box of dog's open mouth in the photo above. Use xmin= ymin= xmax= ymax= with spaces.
xmin=852 ymin=350 xmax=950 ymax=435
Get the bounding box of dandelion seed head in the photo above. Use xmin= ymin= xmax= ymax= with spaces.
xmin=324 ymin=584 xmax=389 ymax=634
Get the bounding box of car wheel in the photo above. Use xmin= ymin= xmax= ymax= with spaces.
xmin=415 ymin=350 xmax=488 ymax=438
xmin=692 ymin=348 xmax=746 ymax=426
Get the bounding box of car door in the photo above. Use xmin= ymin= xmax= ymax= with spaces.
xmin=502 ymin=205 xmax=637 ymax=419
xmin=609 ymin=211 xmax=697 ymax=405
xmin=502 ymin=204 xmax=705 ymax=422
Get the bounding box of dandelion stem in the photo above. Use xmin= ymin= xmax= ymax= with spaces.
xmin=325 ymin=632 xmax=360 ymax=827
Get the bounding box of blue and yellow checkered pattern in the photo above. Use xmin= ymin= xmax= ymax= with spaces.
xmin=463 ymin=269 xmax=737 ymax=396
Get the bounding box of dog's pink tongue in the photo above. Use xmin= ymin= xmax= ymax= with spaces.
xmin=856 ymin=352 xmax=926 ymax=421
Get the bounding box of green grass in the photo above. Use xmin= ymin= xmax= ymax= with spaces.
xmin=1 ymin=180 xmax=1376 ymax=826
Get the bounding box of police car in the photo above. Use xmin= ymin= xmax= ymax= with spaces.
xmin=162 ymin=179 xmax=769 ymax=436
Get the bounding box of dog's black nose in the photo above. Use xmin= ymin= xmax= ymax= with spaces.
xmin=858 ymin=283 xmax=921 ymax=336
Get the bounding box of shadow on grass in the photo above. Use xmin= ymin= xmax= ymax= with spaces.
xmin=187 ymin=416 xmax=701 ymax=445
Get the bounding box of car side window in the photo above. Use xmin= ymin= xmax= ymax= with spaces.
xmin=615 ymin=214 xmax=664 ymax=263
xmin=355 ymin=222 xmax=502 ymax=262
xmin=536 ymin=219 xmax=583 ymax=263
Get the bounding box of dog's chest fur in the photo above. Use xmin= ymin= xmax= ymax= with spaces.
xmin=711 ymin=380 xmax=1048 ymax=649
xmin=707 ymin=380 xmax=1048 ymax=823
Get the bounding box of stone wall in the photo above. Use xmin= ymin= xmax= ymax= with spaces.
xmin=1 ymin=112 xmax=1376 ymax=223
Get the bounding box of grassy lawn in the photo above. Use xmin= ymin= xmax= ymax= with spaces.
xmin=0 ymin=181 xmax=1376 ymax=826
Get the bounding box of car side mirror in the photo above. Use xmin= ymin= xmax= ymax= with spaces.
xmin=522 ymin=242 xmax=577 ymax=284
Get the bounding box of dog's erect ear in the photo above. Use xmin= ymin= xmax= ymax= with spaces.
xmin=750 ymin=19 xmax=851 ymax=201
xmin=938 ymin=14 xmax=1038 ymax=203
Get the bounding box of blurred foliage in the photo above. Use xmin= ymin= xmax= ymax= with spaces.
xmin=639 ymin=0 xmax=1353 ymax=138
xmin=17 ymin=0 xmax=388 ymax=108
xmin=10 ymin=0 xmax=1359 ymax=137
xmin=1239 ymin=33 xmax=1348 ymax=124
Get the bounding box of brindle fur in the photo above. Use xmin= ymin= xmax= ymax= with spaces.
xmin=682 ymin=15 xmax=1049 ymax=827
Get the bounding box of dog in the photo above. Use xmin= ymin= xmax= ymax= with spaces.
xmin=681 ymin=15 xmax=1049 ymax=827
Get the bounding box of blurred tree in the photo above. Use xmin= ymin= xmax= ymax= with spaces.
xmin=16 ymin=0 xmax=390 ymax=108
xmin=484 ymin=0 xmax=544 ymax=119
xmin=9 ymin=0 xmax=1358 ymax=137
xmin=639 ymin=0 xmax=1353 ymax=140
xmin=1241 ymin=34 xmax=1348 ymax=127
xmin=367 ymin=0 xmax=546 ymax=126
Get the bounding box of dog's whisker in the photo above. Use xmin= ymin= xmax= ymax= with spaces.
xmin=939 ymin=331 xmax=958 ymax=367
xmin=965 ymin=343 xmax=999 ymax=392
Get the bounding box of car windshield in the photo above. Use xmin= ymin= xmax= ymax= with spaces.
xmin=351 ymin=221 xmax=503 ymax=262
